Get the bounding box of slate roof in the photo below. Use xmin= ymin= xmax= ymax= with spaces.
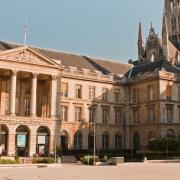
xmin=125 ymin=59 xmax=180 ymax=78
xmin=0 ymin=41 xmax=132 ymax=75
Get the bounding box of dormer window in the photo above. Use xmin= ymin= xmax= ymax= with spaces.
xmin=150 ymin=53 xmax=155 ymax=62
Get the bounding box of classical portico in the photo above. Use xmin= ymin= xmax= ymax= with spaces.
xmin=0 ymin=46 xmax=62 ymax=157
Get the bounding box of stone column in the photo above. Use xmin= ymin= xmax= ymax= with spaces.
xmin=51 ymin=75 xmax=58 ymax=117
xmin=31 ymin=73 xmax=38 ymax=117
xmin=10 ymin=70 xmax=17 ymax=116
xmin=29 ymin=132 xmax=36 ymax=157
xmin=8 ymin=132 xmax=16 ymax=156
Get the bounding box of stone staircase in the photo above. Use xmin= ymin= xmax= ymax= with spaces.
xmin=61 ymin=155 xmax=77 ymax=163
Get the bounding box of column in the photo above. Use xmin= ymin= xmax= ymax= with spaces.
xmin=10 ymin=70 xmax=17 ymax=116
xmin=51 ymin=75 xmax=58 ymax=117
xmin=31 ymin=73 xmax=38 ymax=117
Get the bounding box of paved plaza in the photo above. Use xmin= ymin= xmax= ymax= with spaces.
xmin=0 ymin=163 xmax=180 ymax=180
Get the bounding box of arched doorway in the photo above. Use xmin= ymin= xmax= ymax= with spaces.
xmin=133 ymin=132 xmax=140 ymax=151
xmin=0 ymin=125 xmax=8 ymax=155
xmin=88 ymin=131 xmax=94 ymax=150
xmin=36 ymin=126 xmax=50 ymax=157
xmin=16 ymin=125 xmax=30 ymax=157
xmin=74 ymin=131 xmax=82 ymax=150
xmin=61 ymin=130 xmax=68 ymax=151
xmin=115 ymin=133 xmax=122 ymax=150
xmin=102 ymin=132 xmax=109 ymax=151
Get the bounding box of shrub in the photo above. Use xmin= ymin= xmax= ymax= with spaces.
xmin=80 ymin=155 xmax=99 ymax=165
xmin=148 ymin=138 xmax=180 ymax=152
xmin=32 ymin=157 xmax=55 ymax=164
xmin=0 ymin=159 xmax=18 ymax=164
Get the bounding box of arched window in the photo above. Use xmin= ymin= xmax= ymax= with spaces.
xmin=148 ymin=131 xmax=156 ymax=142
xmin=74 ymin=131 xmax=82 ymax=150
xmin=102 ymin=132 xmax=109 ymax=151
xmin=115 ymin=133 xmax=122 ymax=150
xmin=171 ymin=15 xmax=177 ymax=33
xmin=133 ymin=132 xmax=140 ymax=151
xmin=166 ymin=129 xmax=175 ymax=138
xmin=150 ymin=53 xmax=155 ymax=62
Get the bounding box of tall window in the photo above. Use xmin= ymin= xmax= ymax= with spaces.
xmin=102 ymin=132 xmax=109 ymax=150
xmin=132 ymin=108 xmax=139 ymax=124
xmin=166 ymin=129 xmax=175 ymax=138
xmin=115 ymin=109 xmax=122 ymax=125
xmin=171 ymin=15 xmax=177 ymax=33
xmin=89 ymin=108 xmax=95 ymax=123
xmin=114 ymin=91 xmax=120 ymax=104
xmin=148 ymin=86 xmax=154 ymax=101
xmin=61 ymin=82 xmax=68 ymax=97
xmin=89 ymin=86 xmax=95 ymax=100
xmin=148 ymin=131 xmax=156 ymax=142
xmin=102 ymin=88 xmax=108 ymax=102
xmin=4 ymin=95 xmax=10 ymax=116
xmin=148 ymin=106 xmax=155 ymax=122
xmin=24 ymin=98 xmax=30 ymax=116
xmin=102 ymin=108 xmax=109 ymax=124
xmin=178 ymin=14 xmax=180 ymax=31
xmin=75 ymin=107 xmax=82 ymax=122
xmin=74 ymin=131 xmax=82 ymax=150
xmin=76 ymin=85 xmax=82 ymax=99
xmin=166 ymin=85 xmax=172 ymax=100
xmin=133 ymin=132 xmax=140 ymax=151
xmin=167 ymin=106 xmax=173 ymax=123
xmin=115 ymin=134 xmax=122 ymax=150
xmin=178 ymin=87 xmax=180 ymax=101
xmin=61 ymin=106 xmax=68 ymax=121
xmin=132 ymin=88 xmax=138 ymax=103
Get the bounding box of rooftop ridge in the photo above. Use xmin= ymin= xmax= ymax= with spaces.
xmin=0 ymin=40 xmax=128 ymax=65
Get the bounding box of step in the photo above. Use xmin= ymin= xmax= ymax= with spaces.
xmin=61 ymin=155 xmax=77 ymax=163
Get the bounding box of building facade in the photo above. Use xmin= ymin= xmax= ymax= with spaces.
xmin=0 ymin=0 xmax=180 ymax=157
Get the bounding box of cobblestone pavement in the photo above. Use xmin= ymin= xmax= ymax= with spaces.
xmin=0 ymin=163 xmax=180 ymax=180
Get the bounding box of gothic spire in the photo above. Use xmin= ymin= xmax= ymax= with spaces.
xmin=138 ymin=21 xmax=144 ymax=61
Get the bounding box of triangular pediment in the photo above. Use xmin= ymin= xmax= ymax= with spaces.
xmin=0 ymin=46 xmax=60 ymax=68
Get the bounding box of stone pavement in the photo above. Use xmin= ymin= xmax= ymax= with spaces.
xmin=0 ymin=163 xmax=180 ymax=180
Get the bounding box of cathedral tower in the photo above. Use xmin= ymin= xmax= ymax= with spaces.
xmin=163 ymin=0 xmax=180 ymax=50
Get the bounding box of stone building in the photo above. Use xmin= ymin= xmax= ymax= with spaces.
xmin=0 ymin=0 xmax=180 ymax=157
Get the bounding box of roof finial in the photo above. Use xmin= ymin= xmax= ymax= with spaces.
xmin=24 ymin=19 xmax=28 ymax=45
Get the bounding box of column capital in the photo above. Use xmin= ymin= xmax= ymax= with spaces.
xmin=32 ymin=73 xmax=38 ymax=79
xmin=11 ymin=70 xmax=18 ymax=76
xmin=51 ymin=74 xmax=58 ymax=80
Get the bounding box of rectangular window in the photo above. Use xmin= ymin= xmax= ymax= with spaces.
xmin=89 ymin=86 xmax=95 ymax=100
xmin=61 ymin=83 xmax=68 ymax=97
xmin=61 ymin=106 xmax=68 ymax=121
xmin=75 ymin=107 xmax=82 ymax=122
xmin=132 ymin=88 xmax=138 ymax=103
xmin=102 ymin=108 xmax=109 ymax=124
xmin=132 ymin=108 xmax=139 ymax=124
xmin=148 ymin=86 xmax=154 ymax=101
xmin=102 ymin=88 xmax=108 ymax=102
xmin=167 ymin=106 xmax=173 ymax=123
xmin=166 ymin=85 xmax=172 ymax=100
xmin=89 ymin=108 xmax=95 ymax=123
xmin=148 ymin=106 xmax=155 ymax=122
xmin=24 ymin=98 xmax=30 ymax=117
xmin=76 ymin=85 xmax=82 ymax=99
xmin=178 ymin=87 xmax=180 ymax=102
xmin=114 ymin=91 xmax=120 ymax=104
xmin=115 ymin=109 xmax=122 ymax=125
xmin=4 ymin=95 xmax=10 ymax=116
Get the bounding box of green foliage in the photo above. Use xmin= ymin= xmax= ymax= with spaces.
xmin=32 ymin=157 xmax=55 ymax=164
xmin=0 ymin=159 xmax=19 ymax=164
xmin=56 ymin=146 xmax=62 ymax=157
xmin=148 ymin=138 xmax=180 ymax=152
xmin=80 ymin=155 xmax=99 ymax=165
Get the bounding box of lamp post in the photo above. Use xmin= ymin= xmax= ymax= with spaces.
xmin=93 ymin=118 xmax=96 ymax=165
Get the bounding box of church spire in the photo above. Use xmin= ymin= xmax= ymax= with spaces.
xmin=138 ymin=21 xmax=144 ymax=61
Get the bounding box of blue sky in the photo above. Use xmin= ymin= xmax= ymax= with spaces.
xmin=0 ymin=0 xmax=163 ymax=62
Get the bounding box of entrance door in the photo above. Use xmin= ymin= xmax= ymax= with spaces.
xmin=36 ymin=126 xmax=50 ymax=157
xmin=16 ymin=125 xmax=30 ymax=157
xmin=61 ymin=131 xmax=68 ymax=151
xmin=0 ymin=125 xmax=8 ymax=155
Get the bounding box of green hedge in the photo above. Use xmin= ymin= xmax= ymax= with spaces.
xmin=32 ymin=157 xmax=55 ymax=164
xmin=0 ymin=159 xmax=19 ymax=164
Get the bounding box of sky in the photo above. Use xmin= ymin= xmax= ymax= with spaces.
xmin=0 ymin=0 xmax=164 ymax=63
